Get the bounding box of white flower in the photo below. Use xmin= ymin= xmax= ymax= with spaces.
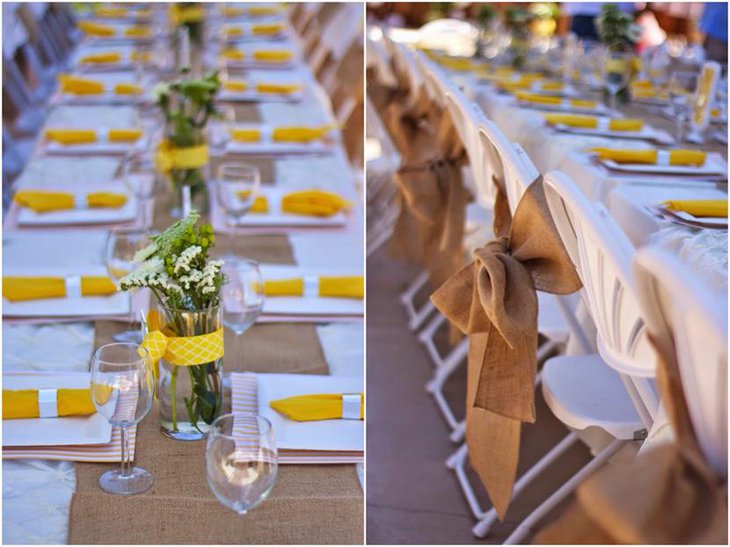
xmin=152 ymin=83 xmax=170 ymax=102
xmin=120 ymin=257 xmax=165 ymax=290
xmin=174 ymin=245 xmax=202 ymax=275
xmin=133 ymin=243 xmax=158 ymax=263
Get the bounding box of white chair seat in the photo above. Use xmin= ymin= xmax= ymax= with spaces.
xmin=542 ymin=354 xmax=643 ymax=439
xmin=537 ymin=292 xmax=569 ymax=344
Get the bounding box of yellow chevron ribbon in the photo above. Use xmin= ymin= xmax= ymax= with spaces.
xmin=156 ymin=139 xmax=209 ymax=172
xmin=140 ymin=328 xmax=224 ymax=380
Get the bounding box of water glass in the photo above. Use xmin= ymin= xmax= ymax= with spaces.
xmin=646 ymin=46 xmax=671 ymax=89
xmin=221 ymin=258 xmax=265 ymax=335
xmin=122 ymin=151 xmax=163 ymax=229
xmin=669 ymin=70 xmax=699 ymax=142
xmin=215 ymin=162 xmax=262 ymax=229
xmin=602 ymin=52 xmax=631 ymax=114
xmin=91 ymin=343 xmax=154 ymax=495
xmin=206 ymin=413 xmax=278 ymax=514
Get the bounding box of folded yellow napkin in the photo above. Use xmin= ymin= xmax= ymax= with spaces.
xmin=223 ymin=80 xmax=249 ymax=92
xmin=663 ymin=200 xmax=728 ymax=218
xmin=226 ymin=27 xmax=244 ymax=37
xmin=59 ymin=75 xmax=105 ymax=95
xmin=516 ymin=92 xmax=561 ymax=105
xmin=94 ymin=7 xmax=128 ymax=18
xmin=44 ymin=128 xmax=142 ymax=145
xmin=80 ymin=52 xmax=122 ymax=64
xmin=281 ymin=190 xmax=352 ymax=216
xmin=544 ymin=114 xmax=598 ymax=128
xmin=269 ymin=393 xmax=364 ymax=421
xmin=221 ymin=49 xmax=245 ymax=61
xmin=221 ymin=6 xmax=245 ymax=17
xmin=252 ymin=23 xmax=286 ymax=35
xmin=631 ymin=80 xmax=654 ymax=89
xmin=130 ymin=51 xmax=151 ymax=63
xmin=114 ymin=83 xmax=143 ymax=95
xmin=272 ymin=126 xmax=331 ymax=143
xmin=254 ymin=50 xmax=293 ymax=63
xmin=229 ymin=128 xmax=262 ymax=142
xmin=14 ymin=190 xmax=127 ymax=213
xmin=3 ymin=276 xmax=117 ymax=301
xmin=3 ymin=388 xmax=96 ymax=419
xmin=497 ymin=80 xmax=531 ymax=92
xmin=249 ymin=6 xmax=283 ymax=16
xmin=263 ymin=276 xmax=363 ymax=298
xmin=256 ymin=82 xmax=302 ymax=94
xmin=540 ymin=81 xmax=564 ymax=91
xmin=608 ymin=119 xmax=644 ymax=131
xmin=590 ymin=148 xmax=707 ymax=166
xmin=78 ymin=21 xmax=116 ymax=37
xmin=125 ymin=26 xmax=151 ymax=39
xmin=571 ymin=99 xmax=597 ymax=109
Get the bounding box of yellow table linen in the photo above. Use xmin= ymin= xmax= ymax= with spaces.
xmin=59 ymin=75 xmax=105 ymax=95
xmin=254 ymin=50 xmax=293 ymax=63
xmin=270 ymin=393 xmax=364 ymax=421
xmin=544 ymin=114 xmax=598 ymax=128
xmin=45 ymin=129 xmax=142 ymax=145
xmin=272 ymin=127 xmax=331 ymax=143
xmin=540 ymin=81 xmax=564 ymax=91
xmin=516 ymin=93 xmax=561 ymax=105
xmin=249 ymin=6 xmax=283 ymax=16
xmin=224 ymin=80 xmax=249 ymax=92
xmin=114 ymin=83 xmax=143 ymax=95
xmin=591 ymin=148 xmax=707 ymax=166
xmin=14 ymin=190 xmax=127 ymax=213
xmin=256 ymin=82 xmax=302 ymax=94
xmin=3 ymin=276 xmax=117 ymax=301
xmin=252 ymin=24 xmax=286 ymax=35
xmin=94 ymin=7 xmax=128 ymax=18
xmin=221 ymin=49 xmax=245 ymax=61
xmin=78 ymin=21 xmax=116 ymax=37
xmin=281 ymin=190 xmax=352 ymax=216
xmin=79 ymin=52 xmax=122 ymax=64
xmin=3 ymin=389 xmax=96 ymax=419
xmin=608 ymin=119 xmax=644 ymax=131
xmin=108 ymin=129 xmax=143 ymax=142
xmin=262 ymin=276 xmax=363 ymax=298
xmin=663 ymin=200 xmax=728 ymax=218
xmin=124 ymin=26 xmax=151 ymax=38
xmin=229 ymin=128 xmax=262 ymax=142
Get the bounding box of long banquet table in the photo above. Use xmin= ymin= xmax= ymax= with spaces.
xmin=3 ymin=4 xmax=363 ymax=544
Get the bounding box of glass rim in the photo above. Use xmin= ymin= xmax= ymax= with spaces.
xmin=209 ymin=412 xmax=273 ymax=439
xmin=217 ymin=161 xmax=261 ymax=177
xmin=224 ymin=257 xmax=261 ymax=269
xmin=93 ymin=342 xmax=149 ymax=366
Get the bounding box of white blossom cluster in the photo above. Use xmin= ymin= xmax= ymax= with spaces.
xmin=120 ymin=256 xmax=183 ymax=295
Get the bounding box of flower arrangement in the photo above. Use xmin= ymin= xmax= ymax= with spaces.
xmin=595 ymin=4 xmax=641 ymax=52
xmin=121 ymin=211 xmax=226 ymax=438
xmin=504 ymin=6 xmax=535 ymax=68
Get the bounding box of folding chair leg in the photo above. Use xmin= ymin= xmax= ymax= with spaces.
xmin=426 ymin=337 xmax=468 ymax=432
xmin=503 ymin=439 xmax=625 ymax=544
xmin=472 ymin=432 xmax=579 ymax=538
xmin=448 ymin=442 xmax=487 ymax=519
xmin=449 ymin=420 xmax=465 ymax=443
xmin=400 ymin=270 xmax=435 ymax=331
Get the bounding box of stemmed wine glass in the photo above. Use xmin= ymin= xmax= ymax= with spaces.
xmin=205 ymin=413 xmax=278 ymax=514
xmin=91 ymin=343 xmax=154 ymax=495
xmin=105 ymin=228 xmax=158 ymax=343
xmin=646 ymin=45 xmax=672 ymax=91
xmin=602 ymin=51 xmax=631 ymax=114
xmin=221 ymin=258 xmax=265 ymax=335
xmin=668 ymin=70 xmax=699 ymax=143
xmin=122 ymin=151 xmax=163 ymax=229
xmin=214 ymin=162 xmax=261 ymax=248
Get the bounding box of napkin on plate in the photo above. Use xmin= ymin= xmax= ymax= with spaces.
xmin=3 ymin=276 xmax=118 ymax=301
xmin=229 ymin=128 xmax=262 ymax=142
xmin=544 ymin=114 xmax=643 ymax=131
xmin=591 ymin=148 xmax=707 ymax=166
xmin=124 ymin=26 xmax=151 ymax=38
xmin=269 ymin=393 xmax=364 ymax=421
xmin=662 ymin=200 xmax=728 ymax=218
xmin=78 ymin=21 xmax=116 ymax=37
xmin=256 ymin=82 xmax=302 ymax=94
xmin=263 ymin=276 xmax=363 ymax=298
xmin=14 ymin=190 xmax=127 ymax=213
xmin=252 ymin=23 xmax=286 ymax=35
xmin=239 ymin=190 xmax=352 ymax=217
xmin=609 ymin=119 xmax=644 ymax=131
xmin=3 ymin=388 xmax=96 ymax=419
xmin=272 ymin=126 xmax=331 ymax=142
xmin=59 ymin=75 xmax=142 ymax=96
xmin=79 ymin=52 xmax=122 ymax=64
xmin=254 ymin=49 xmax=293 ymax=62
xmin=45 ymin=128 xmax=142 ymax=144
xmin=516 ymin=93 xmax=596 ymax=108
xmin=223 ymin=80 xmax=249 ymax=92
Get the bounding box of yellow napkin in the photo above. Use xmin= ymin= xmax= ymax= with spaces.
xmin=94 ymin=7 xmax=128 ymax=18
xmin=229 ymin=128 xmax=262 ymax=142
xmin=590 ymin=148 xmax=707 ymax=166
xmin=223 ymin=80 xmax=249 ymax=92
xmin=252 ymin=23 xmax=285 ymax=35
xmin=114 ymin=83 xmax=143 ymax=95
xmin=130 ymin=51 xmax=151 ymax=63
xmin=44 ymin=129 xmax=142 ymax=145
xmin=281 ymin=189 xmax=352 ymax=216
xmin=544 ymin=114 xmax=598 ymax=128
xmin=14 ymin=190 xmax=127 ymax=213
xmin=249 ymin=6 xmax=283 ymax=16
xmin=540 ymin=81 xmax=564 ymax=91
xmin=254 ymin=50 xmax=293 ymax=63
xmin=263 ymin=276 xmax=363 ymax=298
xmin=59 ymin=75 xmax=105 ymax=95
xmin=571 ymin=99 xmax=597 ymax=109
xmin=608 ymin=119 xmax=644 ymax=131
xmin=3 ymin=276 xmax=117 ymax=301
xmin=3 ymin=389 xmax=96 ymax=419
xmin=221 ymin=6 xmax=245 ymax=17
xmin=125 ymin=26 xmax=151 ymax=39
xmin=221 ymin=49 xmax=245 ymax=61
xmin=78 ymin=21 xmax=116 ymax=37
xmin=80 ymin=52 xmax=122 ymax=64
xmin=662 ymin=200 xmax=728 ymax=218
xmin=226 ymin=27 xmax=244 ymax=37
xmin=438 ymin=57 xmax=473 ymax=71
xmin=235 ymin=191 xmax=269 ymax=213
xmin=269 ymin=393 xmax=364 ymax=421
xmin=256 ymin=82 xmax=302 ymax=94
xmin=272 ymin=126 xmax=331 ymax=143
xmin=516 ymin=92 xmax=561 ymax=105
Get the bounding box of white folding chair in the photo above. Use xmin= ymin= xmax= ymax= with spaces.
xmin=310 ymin=3 xmax=362 ymax=89
xmin=486 ymin=171 xmax=656 ymax=544
xmin=633 ymin=248 xmax=727 ymax=478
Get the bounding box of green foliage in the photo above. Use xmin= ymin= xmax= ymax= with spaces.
xmin=595 ymin=4 xmax=640 ymax=52
xmin=476 ymin=4 xmax=496 ymax=26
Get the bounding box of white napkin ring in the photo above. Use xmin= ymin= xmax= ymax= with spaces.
xmin=74 ymin=195 xmax=87 ymax=209
xmin=341 ymin=393 xmax=361 ymax=420
xmin=38 ymin=389 xmax=58 ymax=418
xmin=65 ymin=275 xmax=83 ymax=298
xmin=303 ymin=275 xmax=319 ymax=298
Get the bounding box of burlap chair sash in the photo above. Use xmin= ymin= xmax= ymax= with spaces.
xmin=431 ymin=176 xmax=582 ymax=519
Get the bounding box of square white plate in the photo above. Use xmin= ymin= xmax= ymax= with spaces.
xmin=255 ymin=264 xmax=363 ymax=317
xmin=599 ymin=151 xmax=727 ymax=176
xmin=17 ymin=191 xmax=137 ymax=226
xmin=3 ymin=372 xmax=113 ymax=447
xmin=257 ymin=373 xmax=363 ymax=452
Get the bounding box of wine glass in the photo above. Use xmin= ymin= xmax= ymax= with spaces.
xmin=206 ymin=413 xmax=278 ymax=514
xmin=669 ymin=70 xmax=698 ymax=143
xmin=122 ymin=151 xmax=163 ymax=229
xmin=105 ymin=228 xmax=158 ymax=343
xmin=646 ymin=45 xmax=671 ymax=90
xmin=221 ymin=258 xmax=265 ymax=335
xmin=210 ymin=104 xmax=237 ymax=153
xmin=91 ymin=343 xmax=154 ymax=495
xmin=602 ymin=51 xmax=631 ymax=114
xmin=215 ymin=162 xmax=261 ymax=232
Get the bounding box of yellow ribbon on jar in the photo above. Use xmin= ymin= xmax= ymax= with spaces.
xmin=155 ymin=139 xmax=209 ymax=172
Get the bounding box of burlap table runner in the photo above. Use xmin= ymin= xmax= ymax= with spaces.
xmin=431 ymin=177 xmax=582 ymax=520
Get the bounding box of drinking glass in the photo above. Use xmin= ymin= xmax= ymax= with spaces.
xmin=206 ymin=413 xmax=278 ymax=514
xmin=91 ymin=343 xmax=154 ymax=495
xmin=221 ymin=258 xmax=265 ymax=335
xmin=215 ymin=162 xmax=261 ymax=232
xmin=646 ymin=46 xmax=671 ymax=90
xmin=210 ymin=104 xmax=237 ymax=153
xmin=105 ymin=228 xmax=158 ymax=343
xmin=669 ymin=70 xmax=698 ymax=143
xmin=602 ymin=51 xmax=631 ymax=114
xmin=123 ymin=151 xmax=163 ymax=229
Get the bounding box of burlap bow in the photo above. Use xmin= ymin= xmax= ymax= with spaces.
xmin=535 ymin=334 xmax=727 ymax=544
xmin=431 ymin=176 xmax=582 ymax=519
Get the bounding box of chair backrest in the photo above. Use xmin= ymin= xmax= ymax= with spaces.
xmin=414 ymin=49 xmax=444 ymax=107
xmin=543 ymin=170 xmax=657 ymax=379
xmin=444 ymin=86 xmax=486 ymax=198
xmin=477 ymin=122 xmax=539 ymax=212
xmin=633 ymin=247 xmax=728 ymax=477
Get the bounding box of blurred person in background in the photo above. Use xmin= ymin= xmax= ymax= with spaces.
xmin=700 ymin=2 xmax=728 ymax=63
xmin=562 ymin=2 xmax=635 ymax=39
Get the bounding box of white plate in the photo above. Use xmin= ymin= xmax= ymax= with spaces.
xmin=256 ymin=373 xmax=363 ymax=452
xmin=554 ymin=122 xmax=663 ymax=142
xmin=253 ymin=264 xmax=363 ymax=317
xmin=517 ymin=99 xmax=608 ymax=115
xmin=3 ymin=372 xmax=113 ymax=447
xmin=17 ymin=193 xmax=138 ymax=226
xmin=599 ymin=151 xmax=727 ymax=176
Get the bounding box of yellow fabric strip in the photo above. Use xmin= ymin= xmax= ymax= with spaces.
xmin=124 ymin=26 xmax=151 ymax=38
xmin=281 ymin=189 xmax=352 ymax=217
xmin=252 ymin=24 xmax=285 ymax=35
xmin=78 ymin=21 xmax=116 ymax=37
xmin=256 ymin=82 xmax=302 ymax=94
xmin=272 ymin=126 xmax=331 ymax=143
xmin=59 ymin=75 xmax=105 ymax=95
xmin=269 ymin=393 xmax=364 ymax=421
xmin=94 ymin=7 xmax=128 ymax=18
xmin=140 ymin=328 xmax=225 ymax=380
xmin=516 ymin=93 xmax=561 ymax=105
xmin=221 ymin=49 xmax=245 ymax=61
xmin=249 ymin=6 xmax=283 ymax=16
xmin=608 ymin=119 xmax=644 ymax=131
xmin=156 ymin=140 xmax=209 ymax=171
xmin=114 ymin=83 xmax=143 ymax=95
xmin=319 ymin=276 xmax=364 ymax=299
xmin=236 ymin=191 xmax=269 ymax=213
xmin=108 ymin=129 xmax=143 ymax=142
xmin=540 ymin=82 xmax=564 ymax=91
xmin=663 ymin=200 xmax=728 ymax=218
xmin=223 ymin=80 xmax=249 ymax=92
xmin=3 ymin=388 xmax=96 ymax=420
xmin=80 ymin=52 xmax=121 ymax=64
xmin=3 ymin=276 xmax=117 ymax=301
xmin=14 ymin=190 xmax=126 ymax=213
xmin=544 ymin=114 xmax=598 ymax=128
xmin=229 ymin=128 xmax=262 ymax=142
xmin=669 ymin=150 xmax=707 ymax=166
xmin=438 ymin=57 xmax=473 ymax=71
xmin=45 ymin=129 xmax=98 ymax=145
xmin=570 ymin=99 xmax=597 ymax=108
xmin=254 ymin=50 xmax=293 ymax=63
xmin=263 ymin=278 xmax=304 ymax=296
xmin=590 ymin=148 xmax=658 ymax=164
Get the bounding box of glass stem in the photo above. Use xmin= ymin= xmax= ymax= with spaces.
xmin=120 ymin=425 xmax=132 ymax=478
xmin=142 ymin=198 xmax=152 ymax=230
xmin=609 ymin=92 xmax=617 ymax=115
xmin=676 ymin=115 xmax=685 ymax=143
xmin=170 ymin=365 xmax=179 ymax=431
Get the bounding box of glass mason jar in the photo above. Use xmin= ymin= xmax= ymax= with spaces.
xmin=165 ymin=126 xmax=210 ymax=217
xmin=157 ymin=303 xmax=224 ymax=440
